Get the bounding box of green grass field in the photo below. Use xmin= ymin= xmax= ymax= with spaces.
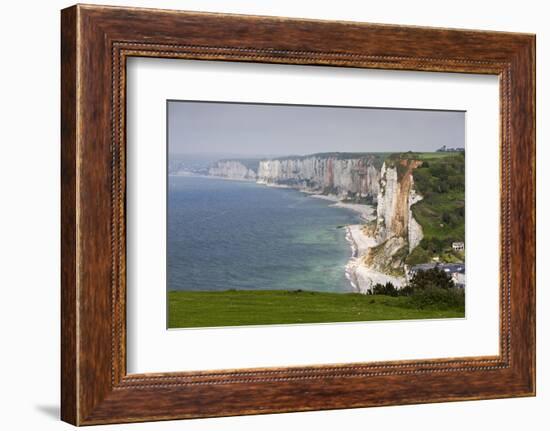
xmin=168 ymin=290 xmax=464 ymax=328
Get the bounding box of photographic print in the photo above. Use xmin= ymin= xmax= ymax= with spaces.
xmin=167 ymin=101 xmax=466 ymax=329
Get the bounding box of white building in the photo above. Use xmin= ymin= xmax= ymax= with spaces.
xmin=452 ymin=242 xmax=465 ymax=251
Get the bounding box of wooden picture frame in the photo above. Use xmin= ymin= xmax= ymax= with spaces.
xmin=61 ymin=4 xmax=535 ymax=425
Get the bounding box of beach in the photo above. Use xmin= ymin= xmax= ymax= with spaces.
xmin=309 ymin=194 xmax=376 ymax=222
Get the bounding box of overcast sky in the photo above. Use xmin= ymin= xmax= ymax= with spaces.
xmin=168 ymin=100 xmax=465 ymax=157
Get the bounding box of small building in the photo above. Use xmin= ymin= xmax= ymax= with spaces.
xmin=452 ymin=242 xmax=465 ymax=251
xmin=436 ymin=145 xmax=465 ymax=153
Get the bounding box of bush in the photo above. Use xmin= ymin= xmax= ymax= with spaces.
xmin=370 ymin=282 xmax=399 ymax=296
xmin=409 ymin=287 xmax=465 ymax=310
xmin=368 ymin=269 xmax=464 ymax=312
xmin=409 ymin=267 xmax=455 ymax=291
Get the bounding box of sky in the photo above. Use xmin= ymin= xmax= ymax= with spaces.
xmin=168 ymin=100 xmax=465 ymax=157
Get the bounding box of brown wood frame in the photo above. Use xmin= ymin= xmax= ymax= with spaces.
xmin=61 ymin=4 xmax=536 ymax=426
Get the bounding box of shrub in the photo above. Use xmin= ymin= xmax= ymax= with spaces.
xmin=409 ymin=267 xmax=455 ymax=291
xmin=409 ymin=287 xmax=465 ymax=310
xmin=371 ymin=282 xmax=399 ymax=296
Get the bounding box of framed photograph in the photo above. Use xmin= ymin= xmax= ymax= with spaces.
xmin=164 ymin=101 xmax=467 ymax=329
xmin=61 ymin=4 xmax=535 ymax=425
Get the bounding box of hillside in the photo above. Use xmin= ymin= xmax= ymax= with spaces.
xmin=406 ymin=152 xmax=465 ymax=264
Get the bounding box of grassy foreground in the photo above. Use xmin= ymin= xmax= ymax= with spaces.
xmin=168 ymin=290 xmax=464 ymax=329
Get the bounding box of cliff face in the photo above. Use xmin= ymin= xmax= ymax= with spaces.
xmin=365 ymin=160 xmax=423 ymax=276
xmin=208 ymin=160 xmax=257 ymax=180
xmin=408 ymin=189 xmax=424 ymax=253
xmin=257 ymin=155 xmax=381 ymax=200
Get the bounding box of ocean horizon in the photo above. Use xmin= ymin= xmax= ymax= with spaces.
xmin=167 ymin=176 xmax=365 ymax=293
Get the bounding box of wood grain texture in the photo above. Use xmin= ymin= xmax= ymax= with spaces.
xmin=60 ymin=4 xmax=536 ymax=425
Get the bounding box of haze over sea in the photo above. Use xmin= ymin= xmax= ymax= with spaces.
xmin=168 ymin=176 xmax=362 ymax=293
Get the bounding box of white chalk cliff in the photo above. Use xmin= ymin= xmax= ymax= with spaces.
xmin=363 ymin=160 xmax=424 ymax=279
xmin=257 ymin=155 xmax=381 ymax=201
xmin=208 ymin=160 xmax=257 ymax=180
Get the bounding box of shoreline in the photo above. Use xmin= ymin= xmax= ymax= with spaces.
xmin=309 ymin=194 xmax=376 ymax=222
xmin=173 ymin=175 xmax=377 ymax=222
xmin=169 ymin=172 xmax=257 ymax=183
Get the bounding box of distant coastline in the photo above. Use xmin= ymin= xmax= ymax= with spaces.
xmin=169 ymin=172 xmax=256 ymax=182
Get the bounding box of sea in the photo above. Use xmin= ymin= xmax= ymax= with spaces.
xmin=167 ymin=176 xmax=363 ymax=293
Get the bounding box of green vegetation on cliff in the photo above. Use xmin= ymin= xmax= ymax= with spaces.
xmin=406 ymin=151 xmax=465 ymax=264
xmin=168 ymin=289 xmax=464 ymax=328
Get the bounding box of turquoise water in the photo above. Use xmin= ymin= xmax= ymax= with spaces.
xmin=167 ymin=176 xmax=362 ymax=293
